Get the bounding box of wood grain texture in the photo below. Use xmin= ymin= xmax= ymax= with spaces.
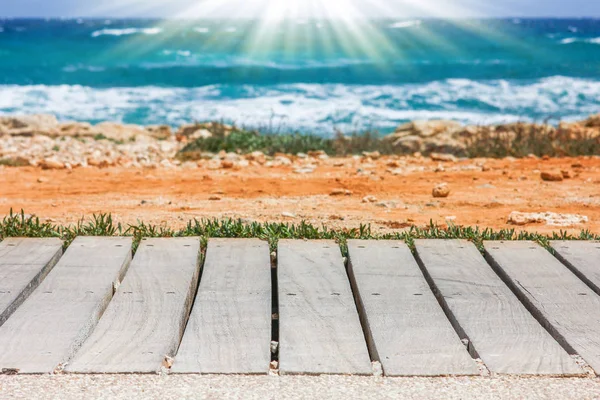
xmin=66 ymin=238 xmax=201 ymax=373
xmin=172 ymin=239 xmax=271 ymax=374
xmin=277 ymin=240 xmax=371 ymax=375
xmin=484 ymin=241 xmax=600 ymax=374
xmin=0 ymin=236 xmax=132 ymax=374
xmin=0 ymin=238 xmax=63 ymax=327
xmin=416 ymin=239 xmax=581 ymax=375
xmin=347 ymin=240 xmax=478 ymax=376
xmin=550 ymin=241 xmax=600 ymax=296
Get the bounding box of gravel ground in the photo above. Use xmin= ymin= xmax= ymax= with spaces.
xmin=1 ymin=375 xmax=600 ymax=400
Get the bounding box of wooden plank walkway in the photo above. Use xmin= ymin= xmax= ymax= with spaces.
xmin=0 ymin=238 xmax=63 ymax=327
xmin=173 ymin=239 xmax=272 ymax=374
xmin=416 ymin=240 xmax=581 ymax=375
xmin=550 ymin=241 xmax=600 ymax=296
xmin=0 ymin=237 xmax=132 ymax=373
xmin=277 ymin=240 xmax=372 ymax=375
xmin=484 ymin=241 xmax=600 ymax=373
xmin=67 ymin=238 xmax=201 ymax=373
xmin=347 ymin=240 xmax=478 ymax=376
xmin=1 ymin=237 xmax=600 ymax=376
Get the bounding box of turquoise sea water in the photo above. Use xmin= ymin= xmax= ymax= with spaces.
xmin=1 ymin=18 xmax=600 ymax=134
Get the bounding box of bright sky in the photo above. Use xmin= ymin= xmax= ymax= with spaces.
xmin=1 ymin=0 xmax=599 ymax=18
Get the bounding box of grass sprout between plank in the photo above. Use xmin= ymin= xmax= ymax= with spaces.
xmin=1 ymin=209 xmax=598 ymax=256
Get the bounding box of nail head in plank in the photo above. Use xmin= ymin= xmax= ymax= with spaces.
xmin=416 ymin=239 xmax=581 ymax=375
xmin=550 ymin=241 xmax=600 ymax=296
xmin=485 ymin=241 xmax=600 ymax=373
xmin=67 ymin=237 xmax=201 ymax=373
xmin=278 ymin=240 xmax=371 ymax=375
xmin=0 ymin=238 xmax=63 ymax=327
xmin=0 ymin=236 xmax=132 ymax=373
xmin=348 ymin=240 xmax=478 ymax=376
xmin=173 ymin=238 xmax=271 ymax=374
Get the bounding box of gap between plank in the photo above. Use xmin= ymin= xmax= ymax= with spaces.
xmin=413 ymin=248 xmax=484 ymax=363
xmin=482 ymin=248 xmax=579 ymax=356
xmin=270 ymin=249 xmax=279 ymax=373
xmin=345 ymin=249 xmax=381 ymax=375
xmin=549 ymin=246 xmax=600 ymax=297
xmin=167 ymin=238 xmax=206 ymax=373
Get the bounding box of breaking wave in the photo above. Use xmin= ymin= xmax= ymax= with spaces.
xmin=0 ymin=76 xmax=598 ymax=134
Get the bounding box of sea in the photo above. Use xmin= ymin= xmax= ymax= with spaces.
xmin=0 ymin=18 xmax=600 ymax=134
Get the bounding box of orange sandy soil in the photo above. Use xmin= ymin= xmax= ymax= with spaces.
xmin=1 ymin=156 xmax=599 ymax=234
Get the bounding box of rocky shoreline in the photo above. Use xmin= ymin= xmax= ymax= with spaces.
xmin=1 ymin=114 xmax=599 ymax=170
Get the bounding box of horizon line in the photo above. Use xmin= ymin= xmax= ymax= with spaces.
xmin=2 ymin=16 xmax=600 ymax=20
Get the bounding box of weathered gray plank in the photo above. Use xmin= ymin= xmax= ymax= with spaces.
xmin=278 ymin=240 xmax=371 ymax=375
xmin=0 ymin=238 xmax=63 ymax=327
xmin=484 ymin=241 xmax=600 ymax=373
xmin=0 ymin=236 xmax=132 ymax=373
xmin=347 ymin=240 xmax=478 ymax=376
xmin=173 ymin=239 xmax=271 ymax=374
xmin=416 ymin=239 xmax=581 ymax=375
xmin=67 ymin=237 xmax=201 ymax=373
xmin=550 ymin=241 xmax=600 ymax=296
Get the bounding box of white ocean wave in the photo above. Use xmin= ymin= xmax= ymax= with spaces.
xmin=193 ymin=27 xmax=210 ymax=34
xmin=389 ymin=20 xmax=422 ymax=29
xmin=91 ymin=27 xmax=163 ymax=38
xmin=0 ymin=76 xmax=598 ymax=134
xmin=560 ymin=37 xmax=600 ymax=45
xmin=162 ymin=50 xmax=192 ymax=57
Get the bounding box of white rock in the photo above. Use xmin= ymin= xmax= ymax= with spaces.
xmin=508 ymin=211 xmax=588 ymax=226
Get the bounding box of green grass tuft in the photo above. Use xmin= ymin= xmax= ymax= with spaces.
xmin=1 ymin=210 xmax=598 ymax=256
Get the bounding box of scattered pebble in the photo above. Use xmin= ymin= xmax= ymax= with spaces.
xmin=208 ymin=195 xmax=221 ymax=201
xmin=561 ymin=170 xmax=574 ymax=179
xmin=221 ymin=160 xmax=234 ymax=169
xmin=362 ymin=151 xmax=381 ymax=160
xmin=329 ymin=188 xmax=352 ymax=196
xmin=39 ymin=158 xmax=64 ymax=170
xmin=281 ymin=212 xmax=296 ymax=218
xmin=293 ymin=167 xmax=315 ymax=174
xmin=541 ymin=171 xmax=564 ymax=182
xmin=430 ymin=152 xmax=457 ymax=162
xmin=432 ymin=183 xmax=450 ymax=198
xmin=362 ymin=195 xmax=378 ymax=203
xmin=371 ymin=361 xmax=383 ymax=377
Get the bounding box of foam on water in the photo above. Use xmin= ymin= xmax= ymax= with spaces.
xmin=91 ymin=27 xmax=163 ymax=38
xmin=389 ymin=20 xmax=422 ymax=29
xmin=560 ymin=37 xmax=600 ymax=44
xmin=0 ymin=76 xmax=597 ymax=134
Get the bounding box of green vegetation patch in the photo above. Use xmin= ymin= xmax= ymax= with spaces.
xmin=177 ymin=130 xmax=390 ymax=159
xmin=1 ymin=209 xmax=598 ymax=256
xmin=176 ymin=124 xmax=600 ymax=159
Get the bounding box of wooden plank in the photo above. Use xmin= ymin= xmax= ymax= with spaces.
xmin=484 ymin=241 xmax=600 ymax=373
xmin=0 ymin=238 xmax=63 ymax=327
xmin=0 ymin=236 xmax=132 ymax=373
xmin=67 ymin=237 xmax=201 ymax=373
xmin=550 ymin=241 xmax=600 ymax=296
xmin=347 ymin=240 xmax=478 ymax=376
xmin=172 ymin=239 xmax=271 ymax=374
xmin=277 ymin=240 xmax=371 ymax=375
xmin=416 ymin=239 xmax=581 ymax=375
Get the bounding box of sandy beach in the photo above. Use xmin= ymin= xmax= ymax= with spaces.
xmin=1 ymin=153 xmax=598 ymax=233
